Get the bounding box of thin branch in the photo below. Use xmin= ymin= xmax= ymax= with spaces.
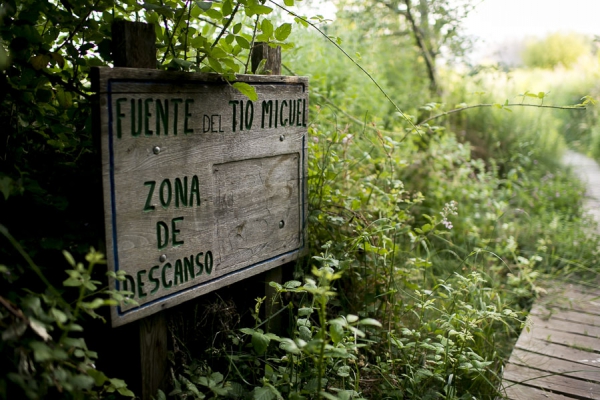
xmin=41 ymin=70 xmax=91 ymax=99
xmin=267 ymin=0 xmax=419 ymax=134
xmin=55 ymin=0 xmax=100 ymax=52
xmin=244 ymin=14 xmax=260 ymax=74
xmin=0 ymin=225 xmax=68 ymax=308
xmin=160 ymin=15 xmax=177 ymax=64
xmin=184 ymin=0 xmax=192 ymax=61
xmin=159 ymin=0 xmax=189 ymax=64
xmin=198 ymin=2 xmax=241 ymax=66
xmin=418 ymin=103 xmax=586 ymax=126
xmin=0 ymin=296 xmax=26 ymax=320
xmin=211 ymin=3 xmax=240 ymax=49
xmin=311 ymin=91 xmax=404 ymax=137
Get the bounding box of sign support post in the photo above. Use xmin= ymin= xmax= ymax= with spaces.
xmin=95 ymin=23 xmax=307 ymax=400
xmin=111 ymin=21 xmax=168 ymax=400
xmin=251 ymin=42 xmax=284 ymax=334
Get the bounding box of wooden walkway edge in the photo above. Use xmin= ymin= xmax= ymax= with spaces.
xmin=500 ymin=282 xmax=600 ymax=399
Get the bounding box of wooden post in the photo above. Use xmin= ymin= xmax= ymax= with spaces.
xmin=251 ymin=43 xmax=284 ymax=334
xmin=112 ymin=21 xmax=167 ymax=400
xmin=112 ymin=21 xmax=157 ymax=69
xmin=251 ymin=42 xmax=281 ymax=75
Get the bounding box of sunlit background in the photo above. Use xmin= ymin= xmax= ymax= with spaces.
xmin=464 ymin=0 xmax=600 ymax=64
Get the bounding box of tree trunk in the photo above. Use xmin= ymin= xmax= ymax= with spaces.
xmin=403 ymin=0 xmax=439 ymax=95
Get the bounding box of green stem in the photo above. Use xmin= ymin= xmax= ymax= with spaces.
xmin=244 ymin=14 xmax=260 ymax=74
xmin=316 ymin=296 xmax=327 ymax=398
xmin=267 ymin=0 xmax=419 ymax=135
xmin=0 ymin=224 xmax=67 ymax=307
xmin=418 ymin=103 xmax=585 ymax=126
xmin=184 ymin=0 xmax=192 ymax=61
xmin=198 ymin=2 xmax=241 ymax=66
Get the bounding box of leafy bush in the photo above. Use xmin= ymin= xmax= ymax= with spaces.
xmin=521 ymin=32 xmax=591 ymax=69
xmin=0 ymin=227 xmax=135 ymax=399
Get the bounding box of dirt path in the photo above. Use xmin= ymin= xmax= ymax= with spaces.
xmin=562 ymin=149 xmax=600 ymax=229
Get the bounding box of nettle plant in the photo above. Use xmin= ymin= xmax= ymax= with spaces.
xmin=168 ymin=242 xmax=382 ymax=400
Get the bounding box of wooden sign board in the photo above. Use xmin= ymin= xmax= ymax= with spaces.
xmin=92 ymin=67 xmax=308 ymax=327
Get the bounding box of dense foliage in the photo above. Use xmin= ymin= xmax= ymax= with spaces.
xmin=2 ymin=0 xmax=599 ymax=399
xmin=521 ymin=32 xmax=591 ymax=69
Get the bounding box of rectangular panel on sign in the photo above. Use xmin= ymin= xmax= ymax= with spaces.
xmin=92 ymin=67 xmax=308 ymax=327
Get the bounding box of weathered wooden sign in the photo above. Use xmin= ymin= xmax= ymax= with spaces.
xmin=92 ymin=67 xmax=308 ymax=327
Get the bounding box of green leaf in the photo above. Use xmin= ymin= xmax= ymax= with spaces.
xmin=232 ymin=82 xmax=258 ymax=101
xmin=190 ymin=36 xmax=206 ymax=49
xmin=30 ymin=341 xmax=54 ymax=361
xmin=210 ymin=47 xmax=228 ymax=59
xmin=196 ymin=1 xmax=212 ymax=11
xmin=50 ymin=307 xmax=68 ymax=324
xmin=30 ymin=54 xmax=50 ymax=70
xmin=63 ymin=250 xmax=76 ymax=267
xmin=279 ymin=338 xmax=300 ymax=354
xmin=252 ymin=386 xmax=275 ymax=400
xmin=294 ymin=17 xmax=309 ymax=28
xmin=207 ymin=57 xmax=223 ymax=73
xmin=205 ymin=8 xmax=222 ymax=19
xmin=284 ymin=280 xmax=302 ymax=288
xmin=261 ymin=19 xmax=274 ymax=38
xmin=251 ymin=331 xmax=270 ymax=355
xmin=156 ymin=389 xmax=167 ymax=400
xmin=63 ymin=277 xmax=82 ymax=287
xmin=245 ymin=4 xmax=273 ymax=16
xmin=337 ymin=365 xmax=351 ymax=377
xmin=284 ymin=0 xmax=294 ymax=5
xmin=50 ymin=52 xmax=65 ymax=69
xmin=346 ymin=314 xmax=359 ymax=323
xmin=87 ymin=369 xmax=108 ymax=386
xmin=299 ymin=325 xmax=312 ymax=341
xmin=275 ymin=23 xmax=292 ymax=41
xmin=222 ymin=0 xmax=233 ymax=16
xmin=329 ymin=323 xmax=344 ymax=344
xmin=173 ymin=58 xmax=194 ymax=69
xmin=29 ymin=319 xmax=51 ymax=341
xmin=240 ymin=327 xmax=255 ymax=335
xmin=70 ymin=374 xmax=95 ymax=390
xmin=357 ymin=318 xmax=382 ymax=327
xmin=298 ymin=307 xmax=313 ymax=316
xmin=56 ymin=88 xmax=72 ymax=109
xmin=2 ymin=321 xmax=27 ymax=341
xmin=117 ymin=387 xmax=136 ymax=397
xmin=82 ymin=298 xmax=105 ymax=309
xmin=235 ymin=35 xmax=250 ymax=49
xmin=0 ymin=176 xmax=14 ymax=200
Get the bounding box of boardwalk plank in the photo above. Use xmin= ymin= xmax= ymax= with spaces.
xmin=523 ymin=325 xmax=600 ymax=352
xmin=539 ymin=288 xmax=600 ymax=316
xmin=503 ymin=363 xmax=600 ymax=398
xmin=531 ymin=305 xmax=600 ymax=327
xmin=528 ymin=313 xmax=600 ymax=338
xmin=503 ymin=280 xmax=600 ymax=399
xmin=515 ymin=337 xmax=600 ymax=368
xmin=509 ymin=348 xmax=600 ymax=382
xmin=500 ymin=382 xmax=576 ymax=400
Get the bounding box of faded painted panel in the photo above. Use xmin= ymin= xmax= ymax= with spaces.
xmin=93 ymin=67 xmax=308 ymax=327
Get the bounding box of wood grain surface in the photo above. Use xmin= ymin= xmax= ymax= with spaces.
xmin=502 ymin=281 xmax=600 ymax=399
xmin=93 ymin=67 xmax=308 ymax=326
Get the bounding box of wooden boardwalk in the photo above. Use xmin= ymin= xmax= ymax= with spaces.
xmin=501 ymin=282 xmax=600 ymax=399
